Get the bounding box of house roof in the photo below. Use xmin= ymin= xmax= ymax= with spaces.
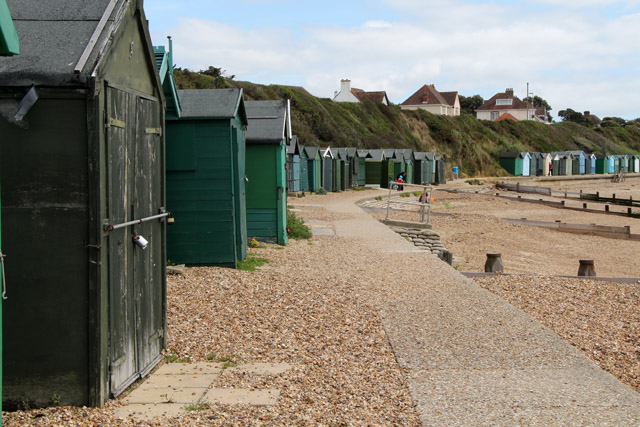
xmin=496 ymin=113 xmax=518 ymax=121
xmin=440 ymin=91 xmax=458 ymax=106
xmin=304 ymin=146 xmax=320 ymax=159
xmin=245 ymin=100 xmax=288 ymax=143
xmin=477 ymin=90 xmax=530 ymax=111
xmin=0 ymin=0 xmax=153 ymax=87
xmin=178 ymin=89 xmax=246 ymax=125
xmin=351 ymin=89 xmax=389 ymax=104
xmin=1 ymin=0 xmax=19 ymax=55
xmin=400 ymin=84 xmax=451 ymax=107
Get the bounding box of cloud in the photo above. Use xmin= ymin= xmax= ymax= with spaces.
xmin=153 ymin=1 xmax=640 ymax=119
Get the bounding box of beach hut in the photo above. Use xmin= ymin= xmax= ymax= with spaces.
xmin=299 ymin=144 xmax=309 ymax=191
xmin=305 ymin=146 xmax=322 ymax=192
xmin=398 ymin=149 xmax=414 ymax=184
xmin=321 ymin=147 xmax=335 ymax=191
xmin=393 ymin=150 xmax=406 ymax=179
xmin=612 ymin=155 xmax=620 ymax=173
xmin=521 ymin=152 xmax=532 ymax=177
xmin=537 ymin=153 xmax=552 ymax=176
xmin=355 ymin=149 xmax=368 ymax=186
xmin=0 ymin=0 xmax=19 ymax=416
xmin=435 ymin=156 xmax=447 ymax=184
xmin=335 ymin=148 xmax=349 ymax=191
xmin=595 ymin=154 xmax=608 ymax=174
xmin=286 ymin=135 xmax=302 ymax=192
xmin=0 ymin=0 xmax=167 ymax=407
xmin=413 ymin=152 xmax=435 ymax=184
xmin=345 ymin=147 xmax=358 ymax=187
xmin=529 ymin=152 xmax=539 ymax=176
xmin=245 ymin=100 xmax=289 ymax=245
xmin=365 ymin=149 xmax=382 ymax=185
xmin=165 ymin=89 xmax=248 ymax=267
xmin=633 ymin=155 xmax=640 ymax=173
xmin=499 ymin=152 xmax=523 ymax=176
xmin=567 ymin=151 xmax=586 ymax=175
xmin=608 ymin=155 xmax=615 ymax=173
xmin=586 ymin=153 xmax=596 ymax=174
xmin=620 ymin=154 xmax=630 ymax=172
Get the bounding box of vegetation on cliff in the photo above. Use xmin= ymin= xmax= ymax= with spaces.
xmin=173 ymin=68 xmax=640 ymax=177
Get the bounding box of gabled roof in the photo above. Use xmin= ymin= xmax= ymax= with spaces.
xmin=178 ymin=89 xmax=247 ymax=125
xmin=245 ymin=100 xmax=288 ymax=143
xmin=356 ymin=149 xmax=370 ymax=158
xmin=0 ymin=0 xmax=159 ymax=88
xmin=345 ymin=147 xmax=357 ymax=158
xmin=154 ymin=43 xmax=181 ymax=119
xmin=440 ymin=91 xmax=458 ymax=106
xmin=566 ymin=150 xmax=586 ymax=157
xmin=320 ymin=147 xmax=334 ymax=159
xmin=399 ymin=149 xmax=414 ymax=161
xmin=335 ymin=147 xmax=348 ymax=161
xmin=401 ymin=84 xmax=451 ymax=107
xmin=383 ymin=149 xmax=395 ymax=158
xmin=413 ymin=152 xmax=426 ymax=160
xmin=287 ymin=135 xmax=301 ymax=155
xmin=304 ymin=146 xmax=320 ymax=159
xmin=477 ymin=90 xmax=530 ymax=111
xmin=425 ymin=152 xmax=436 ymax=161
xmin=351 ymin=89 xmax=389 ymax=104
xmin=500 ymin=152 xmax=524 ymax=159
xmin=367 ymin=149 xmax=385 ymax=161
xmin=496 ymin=113 xmax=518 ymax=121
xmin=1 ymin=0 xmax=19 ymax=55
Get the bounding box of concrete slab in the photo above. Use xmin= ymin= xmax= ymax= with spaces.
xmin=203 ymin=388 xmax=280 ymax=406
xmin=228 ymin=362 xmax=292 ymax=375
xmin=311 ymin=227 xmax=334 ymax=236
xmin=113 ymin=403 xmax=187 ymax=421
xmin=123 ymin=386 xmax=208 ymax=404
xmin=153 ymin=362 xmax=223 ymax=375
xmin=142 ymin=373 xmax=219 ymax=388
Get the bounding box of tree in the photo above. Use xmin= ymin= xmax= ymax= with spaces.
xmin=600 ymin=116 xmax=626 ymax=127
xmin=526 ymin=95 xmax=553 ymax=121
xmin=558 ymin=108 xmax=587 ymax=124
xmin=459 ymin=94 xmax=484 ymax=115
xmin=198 ymin=66 xmax=235 ymax=80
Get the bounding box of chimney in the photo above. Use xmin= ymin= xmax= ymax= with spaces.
xmin=340 ymin=79 xmax=351 ymax=94
xmin=584 ymin=111 xmax=590 ymax=116
xmin=505 ymin=88 xmax=514 ymax=97
xmin=167 ymin=36 xmax=173 ymax=76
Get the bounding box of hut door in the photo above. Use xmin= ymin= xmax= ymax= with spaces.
xmin=106 ymin=86 xmax=164 ymax=396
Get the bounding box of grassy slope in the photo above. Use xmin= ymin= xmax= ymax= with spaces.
xmin=173 ymin=70 xmax=640 ymax=177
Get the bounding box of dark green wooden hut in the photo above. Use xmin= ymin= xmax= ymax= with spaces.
xmin=499 ymin=152 xmax=523 ymax=175
xmin=245 ymin=100 xmax=289 ymax=245
xmin=166 ymin=89 xmax=248 ymax=267
xmin=299 ymin=143 xmax=309 ymax=191
xmin=355 ymin=149 xmax=367 ymax=186
xmin=286 ymin=135 xmax=301 ymax=192
xmin=0 ymin=0 xmax=167 ymax=407
xmin=393 ymin=150 xmax=406 ymax=179
xmin=335 ymin=148 xmax=349 ymax=190
xmin=304 ymin=146 xmax=322 ymax=191
xmin=595 ymin=154 xmax=608 ymax=174
xmin=0 ymin=0 xmax=19 ymax=415
xmin=435 ymin=156 xmax=447 ymax=184
xmin=321 ymin=147 xmax=335 ymax=191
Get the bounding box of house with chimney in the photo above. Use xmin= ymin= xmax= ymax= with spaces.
xmin=476 ymin=88 xmax=537 ymax=121
xmin=399 ymin=84 xmax=460 ymax=116
xmin=332 ymin=79 xmax=389 ymax=105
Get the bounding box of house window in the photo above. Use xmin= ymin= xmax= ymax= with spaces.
xmin=491 ymin=111 xmax=499 ymax=120
xmin=454 ymin=108 xmax=459 ymax=115
xmin=441 ymin=106 xmax=446 ymax=114
xmin=496 ymin=99 xmax=513 ymax=106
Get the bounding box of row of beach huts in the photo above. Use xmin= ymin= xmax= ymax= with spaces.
xmin=0 ymin=0 xmax=448 ymax=411
xmin=286 ymin=145 xmax=447 ymax=194
xmin=500 ymin=151 xmax=640 ymax=177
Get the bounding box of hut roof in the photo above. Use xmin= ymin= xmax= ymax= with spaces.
xmin=346 ymin=147 xmax=357 ymax=158
xmin=0 ymin=0 xmax=154 ymax=87
xmin=356 ymin=149 xmax=370 ymax=158
xmin=425 ymin=152 xmax=436 ymax=161
xmin=304 ymin=146 xmax=320 ymax=159
xmin=287 ymin=135 xmax=301 ymax=155
xmin=500 ymin=152 xmax=523 ymax=159
xmin=368 ymin=149 xmax=385 ymax=161
xmin=178 ymin=89 xmax=246 ymax=124
xmin=413 ymin=152 xmax=425 ymax=160
xmin=154 ymin=44 xmax=181 ymax=118
xmin=245 ymin=100 xmax=288 ymax=143
xmin=383 ymin=149 xmax=395 ymax=158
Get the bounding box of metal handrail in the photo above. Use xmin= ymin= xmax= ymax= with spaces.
xmin=1 ymin=251 xmax=7 ymax=300
xmin=104 ymin=212 xmax=170 ymax=232
xmin=386 ymin=181 xmax=434 ymax=224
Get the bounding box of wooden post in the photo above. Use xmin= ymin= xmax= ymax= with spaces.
xmin=484 ymin=253 xmax=503 ymax=273
xmin=577 ymin=259 xmax=596 ymax=277
xmin=605 ymin=205 xmax=610 ymax=212
xmin=596 ymin=191 xmax=599 ymax=199
xmin=613 ymin=193 xmax=616 ymax=200
xmin=439 ymin=250 xmax=453 ymax=265
xmin=628 ymin=208 xmax=632 ymax=216
xmin=583 ymin=203 xmax=587 ymax=209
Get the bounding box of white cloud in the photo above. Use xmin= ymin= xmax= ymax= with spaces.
xmin=154 ymin=1 xmax=640 ymax=119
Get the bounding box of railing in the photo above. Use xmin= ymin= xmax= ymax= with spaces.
xmin=386 ymin=181 xmax=434 ymax=224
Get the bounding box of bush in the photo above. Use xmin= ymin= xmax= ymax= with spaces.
xmin=287 ymin=210 xmax=312 ymax=240
xmin=315 ymin=188 xmax=327 ymax=195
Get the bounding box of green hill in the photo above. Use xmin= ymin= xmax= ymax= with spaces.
xmin=173 ymin=69 xmax=640 ymax=177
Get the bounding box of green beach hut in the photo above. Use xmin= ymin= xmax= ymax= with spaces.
xmin=245 ymin=100 xmax=289 ymax=245
xmin=304 ymin=146 xmax=322 ymax=191
xmin=355 ymin=149 xmax=368 ymax=186
xmin=0 ymin=0 xmax=167 ymax=407
xmin=165 ymin=88 xmax=248 ymax=267
xmin=499 ymin=152 xmax=523 ymax=176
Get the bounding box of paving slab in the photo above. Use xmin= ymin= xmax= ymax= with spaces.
xmin=228 ymin=362 xmax=293 ymax=375
xmin=142 ymin=373 xmax=220 ymax=388
xmin=123 ymin=385 xmax=208 ymax=404
xmin=203 ymin=388 xmax=280 ymax=406
xmin=113 ymin=403 xmax=187 ymax=420
xmin=153 ymin=362 xmax=223 ymax=375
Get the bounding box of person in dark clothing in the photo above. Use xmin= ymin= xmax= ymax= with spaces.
xmin=395 ymin=171 xmax=406 ymax=190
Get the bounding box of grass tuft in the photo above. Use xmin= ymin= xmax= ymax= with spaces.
xmin=238 ymin=256 xmax=270 ymax=271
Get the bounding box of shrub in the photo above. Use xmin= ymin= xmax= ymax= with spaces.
xmin=287 ymin=210 xmax=312 ymax=239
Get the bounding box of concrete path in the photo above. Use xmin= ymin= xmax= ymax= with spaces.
xmin=318 ymin=189 xmax=640 ymax=426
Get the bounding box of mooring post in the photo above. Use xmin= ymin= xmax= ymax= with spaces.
xmin=485 ymin=253 xmax=503 ymax=273
xmin=561 ymin=200 xmax=565 ymax=208
xmin=605 ymin=205 xmax=610 ymax=212
xmin=628 ymin=208 xmax=632 ymax=216
xmin=613 ymin=193 xmax=616 ymax=200
xmin=583 ymin=203 xmax=587 ymax=209
xmin=577 ymin=259 xmax=596 ymax=277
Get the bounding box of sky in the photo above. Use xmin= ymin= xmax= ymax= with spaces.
xmin=146 ymin=0 xmax=640 ymax=120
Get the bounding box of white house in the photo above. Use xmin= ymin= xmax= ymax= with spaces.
xmin=332 ymin=79 xmax=389 ymax=105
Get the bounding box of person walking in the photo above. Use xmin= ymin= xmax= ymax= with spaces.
xmin=548 ymin=162 xmax=553 ymax=176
